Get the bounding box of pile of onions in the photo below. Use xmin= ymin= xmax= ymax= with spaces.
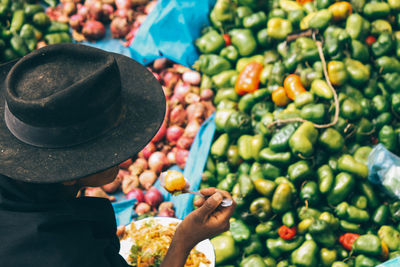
xmin=84 ymin=60 xmax=214 ymax=219
xmin=46 ymin=0 xmax=156 ymax=44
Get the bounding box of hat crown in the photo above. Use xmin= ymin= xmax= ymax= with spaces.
xmin=5 ymin=44 xmax=121 ymax=127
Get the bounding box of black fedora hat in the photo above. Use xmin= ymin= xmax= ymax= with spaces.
xmin=0 ymin=43 xmax=165 ymax=183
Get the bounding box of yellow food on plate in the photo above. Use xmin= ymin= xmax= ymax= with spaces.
xmin=121 ymin=219 xmax=210 ymax=267
xmin=163 ymin=170 xmax=186 ymax=194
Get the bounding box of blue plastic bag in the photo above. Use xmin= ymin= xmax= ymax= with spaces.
xmin=129 ymin=0 xmax=216 ymax=67
xmin=112 ymin=113 xmax=216 ymax=224
xmin=368 ymin=144 xmax=400 ymax=199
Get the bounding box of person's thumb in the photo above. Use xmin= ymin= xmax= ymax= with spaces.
xmin=197 ymin=192 xmax=223 ymax=217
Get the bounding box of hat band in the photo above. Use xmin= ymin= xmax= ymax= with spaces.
xmin=4 ymin=98 xmax=123 ymax=148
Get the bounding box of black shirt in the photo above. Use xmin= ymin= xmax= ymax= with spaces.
xmin=0 ymin=175 xmax=130 ymax=267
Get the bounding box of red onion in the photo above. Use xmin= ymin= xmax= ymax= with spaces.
xmin=101 ymin=4 xmax=114 ymax=22
xmin=115 ymin=0 xmax=132 ymax=10
xmin=162 ymin=71 xmax=180 ymax=89
xmin=102 ymin=175 xmax=122 ymax=193
xmin=182 ymin=71 xmax=201 ymax=85
xmin=62 ymin=2 xmax=76 ymax=16
xmin=69 ymin=14 xmax=85 ymax=30
xmin=186 ymin=103 xmax=205 ymax=122
xmin=176 ymin=149 xmax=189 ymax=169
xmin=139 ymin=170 xmax=157 ymax=189
xmin=151 ymin=118 xmax=167 ymax=143
xmin=141 ymin=142 xmax=156 ymax=159
xmin=184 ymin=120 xmax=200 ymax=139
xmin=133 ymin=14 xmax=147 ymax=27
xmin=122 ymin=174 xmax=140 ymax=194
xmin=129 ymin=158 xmax=148 ymax=175
xmin=114 ymin=8 xmax=134 ymax=22
xmin=173 ymin=82 xmax=190 ymax=103
xmin=110 ymin=17 xmax=131 ymax=38
xmin=144 ymin=187 xmax=163 ymax=207
xmin=117 ymin=169 xmax=130 ymax=179
xmin=135 ymin=202 xmax=151 ymax=215
xmin=158 ymin=201 xmax=174 ymax=212
xmin=167 ymin=150 xmax=176 ymax=165
xmin=169 ymin=105 xmax=186 ymax=126
xmin=148 ymin=151 xmax=168 ymax=173
xmin=157 ymin=208 xmax=175 ymax=217
xmin=82 ymin=20 xmax=106 ymax=40
xmin=166 ymin=125 xmax=184 ymax=143
xmin=184 ymin=92 xmax=201 ymax=105
xmin=176 ymin=136 xmax=194 ymax=150
xmin=200 ymin=88 xmax=214 ymax=101
xmin=119 ymin=158 xmax=133 ymax=169
xmin=153 ymin=58 xmax=168 ymax=71
xmin=86 ymin=0 xmax=103 ymax=20
xmin=202 ymin=101 xmax=216 ymax=119
xmin=126 ymin=188 xmax=144 ymax=202
xmin=77 ymin=4 xmax=89 ymax=19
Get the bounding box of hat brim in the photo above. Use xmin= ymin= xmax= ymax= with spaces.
xmin=0 ymin=50 xmax=165 ymax=183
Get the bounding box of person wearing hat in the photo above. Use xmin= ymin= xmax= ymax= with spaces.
xmin=0 ymin=43 xmax=236 ymax=267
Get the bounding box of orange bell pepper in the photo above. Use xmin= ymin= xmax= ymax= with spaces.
xmin=381 ymin=241 xmax=389 ymax=261
xmin=283 ymin=74 xmax=306 ymax=100
xmin=235 ymin=61 xmax=263 ymax=95
xmin=329 ymin=1 xmax=352 ymax=21
xmin=296 ymin=0 xmax=313 ymax=4
xmin=272 ymin=86 xmax=290 ymax=106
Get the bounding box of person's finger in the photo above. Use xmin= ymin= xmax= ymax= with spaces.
xmin=197 ymin=192 xmax=223 ymax=217
xmin=213 ymin=200 xmax=237 ymax=222
xmin=193 ymin=197 xmax=205 ymax=207
xmin=214 ymin=189 xmax=232 ymax=200
xmin=199 ymin=187 xmax=217 ymax=197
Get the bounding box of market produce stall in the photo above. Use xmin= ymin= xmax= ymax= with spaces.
xmin=193 ymin=0 xmax=400 ymax=266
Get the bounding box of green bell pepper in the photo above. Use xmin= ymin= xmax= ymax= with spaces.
xmin=310 ymin=79 xmax=332 ymax=100
xmin=257 ymin=28 xmax=273 ymax=49
xmin=294 ymin=92 xmax=314 ymax=108
xmin=239 ymin=173 xmax=254 ymax=198
xmin=230 ymin=219 xmax=251 ymax=243
xmin=212 ymin=70 xmax=237 ymax=89
xmin=339 ymin=220 xmax=364 ymax=234
xmin=256 ymin=220 xmax=279 ymax=238
xmin=375 ymin=56 xmax=400 ymax=74
xmin=259 ymin=148 xmax=292 ymax=166
xmin=271 ymin=182 xmax=292 ymax=213
xmin=291 ymin=240 xmax=318 ymax=267
xmin=216 ymin=162 xmax=230 ymax=181
xmin=344 ymin=58 xmax=370 ymax=86
xmin=372 ymin=33 xmax=394 ymax=58
xmin=300 ymin=181 xmax=320 ymax=206
xmin=320 ymin=248 xmax=337 ymax=266
xmin=298 ymin=206 xmax=321 ymax=221
xmin=300 ymin=103 xmax=326 ymax=124
xmin=193 ymin=54 xmax=231 ymax=76
xmin=363 ymin=2 xmax=390 ymax=20
xmin=327 ymin=172 xmax=355 ymax=205
xmin=243 ymin=11 xmax=267 ymax=29
xmin=288 ymin=160 xmax=312 ymax=184
xmin=229 ymin=29 xmax=257 ymax=56
xmin=360 ymin=182 xmax=379 ymax=209
xmin=371 ymin=19 xmax=392 ymax=36
xmin=319 ymin=128 xmax=344 ymax=153
xmin=261 ymin=163 xmax=281 ymax=180
xmin=309 ymin=219 xmax=336 ymax=247
xmin=318 ymin=164 xmax=334 ymax=194
xmin=379 ymin=125 xmax=397 ymax=152
xmin=250 ymin=197 xmax=272 ymax=220
xmin=220 ymin=45 xmax=239 ymax=63
xmin=211 ymin=234 xmax=239 ymax=264
xmin=253 ymin=178 xmax=276 ymax=197
xmin=319 ymin=211 xmax=339 ymax=230
xmin=238 ymin=135 xmax=253 ymax=161
xmin=373 ymin=112 xmax=392 ymax=131
xmin=354 ymin=146 xmax=372 ymax=165
xmin=211 ymin=133 xmax=230 ymax=159
xmin=32 ymin=12 xmax=50 ymax=29
xmin=252 ymin=102 xmax=272 ymax=121
xmin=209 ymin=0 xmax=235 ymax=28
xmin=225 ymin=111 xmax=252 ymax=137
xmin=266 ymin=236 xmax=304 ymax=258
xmin=269 ymin=123 xmax=297 ymax=152
xmin=289 ymin=121 xmax=318 ymax=157
xmin=346 ymin=205 xmax=370 ymax=223
xmin=354 ymin=255 xmax=380 ymax=267
xmin=240 ymin=254 xmax=266 ymax=267
xmin=328 ymin=60 xmax=348 ymax=87
xmin=352 ymin=234 xmax=382 ymax=257
xmin=383 ymin=73 xmax=400 ymax=92
xmin=378 ymin=225 xmax=400 ymax=251
xmin=217 ymin=173 xmax=236 ymax=192
xmin=351 ymin=40 xmax=369 ymax=63
xmin=227 ymin=145 xmax=241 ymax=167
xmin=308 ymin=9 xmax=332 ymax=30
xmin=372 ymin=205 xmax=389 ymax=226
xmin=351 ymin=195 xmax=368 ymax=210
xmin=338 ymin=154 xmax=368 ymax=179
xmin=282 ymin=210 xmax=296 ymax=228
xmin=267 ymin=18 xmax=293 ymax=40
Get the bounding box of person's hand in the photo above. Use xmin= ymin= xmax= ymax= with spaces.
xmin=174 ymin=188 xmax=236 ymax=251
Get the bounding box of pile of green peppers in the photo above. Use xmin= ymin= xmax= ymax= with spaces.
xmin=195 ymin=0 xmax=400 ymax=266
xmin=0 ymin=0 xmax=71 ymax=63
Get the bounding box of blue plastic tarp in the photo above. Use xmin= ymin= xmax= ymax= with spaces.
xmin=129 ymin=0 xmax=216 ymax=67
